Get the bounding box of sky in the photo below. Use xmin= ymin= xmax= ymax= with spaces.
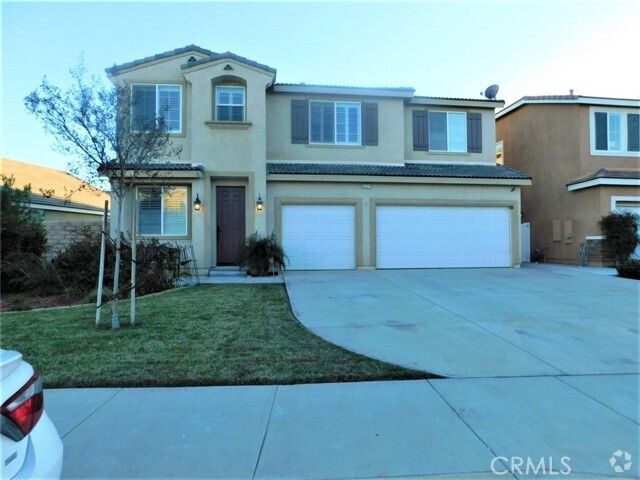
xmin=1 ymin=0 xmax=639 ymax=173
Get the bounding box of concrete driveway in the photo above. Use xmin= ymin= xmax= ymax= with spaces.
xmin=284 ymin=264 xmax=640 ymax=378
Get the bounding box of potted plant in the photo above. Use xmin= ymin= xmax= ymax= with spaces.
xmin=238 ymin=232 xmax=288 ymax=276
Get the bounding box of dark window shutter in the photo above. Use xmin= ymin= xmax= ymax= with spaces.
xmin=594 ymin=112 xmax=608 ymax=150
xmin=466 ymin=112 xmax=482 ymax=153
xmin=628 ymin=113 xmax=639 ymax=152
xmin=291 ymin=99 xmax=309 ymax=144
xmin=361 ymin=102 xmax=378 ymax=146
xmin=412 ymin=110 xmax=429 ymax=151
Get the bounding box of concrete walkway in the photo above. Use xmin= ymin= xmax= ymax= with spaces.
xmin=45 ymin=265 xmax=639 ymax=479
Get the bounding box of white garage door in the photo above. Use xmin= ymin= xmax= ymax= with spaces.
xmin=282 ymin=205 xmax=355 ymax=270
xmin=376 ymin=206 xmax=511 ymax=268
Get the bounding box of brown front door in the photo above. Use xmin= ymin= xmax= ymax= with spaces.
xmin=216 ymin=186 xmax=245 ymax=265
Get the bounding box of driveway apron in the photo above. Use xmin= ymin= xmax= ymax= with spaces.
xmin=284 ymin=266 xmax=640 ymax=378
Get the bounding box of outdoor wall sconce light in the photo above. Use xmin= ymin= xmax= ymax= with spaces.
xmin=194 ymin=193 xmax=202 ymax=211
xmin=256 ymin=194 xmax=264 ymax=211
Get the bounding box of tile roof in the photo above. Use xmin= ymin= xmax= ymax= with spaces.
xmin=413 ymin=95 xmax=502 ymax=103
xmin=522 ymin=95 xmax=579 ymax=101
xmin=267 ymin=162 xmax=531 ymax=180
xmin=182 ymin=52 xmax=276 ymax=74
xmin=105 ymin=45 xmax=215 ymax=75
xmin=568 ymin=168 xmax=640 ymax=186
xmin=1 ymin=158 xmax=109 ymax=211
xmin=29 ymin=196 xmax=105 ymax=212
xmin=139 ymin=163 xmax=204 ymax=171
xmin=275 ymin=83 xmax=415 ymax=93
xmin=101 ymin=163 xmax=204 ymax=172
xmin=497 ymin=95 xmax=640 ymax=118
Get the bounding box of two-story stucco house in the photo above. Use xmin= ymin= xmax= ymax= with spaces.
xmin=496 ymin=95 xmax=640 ymax=266
xmin=105 ymin=45 xmax=530 ymax=274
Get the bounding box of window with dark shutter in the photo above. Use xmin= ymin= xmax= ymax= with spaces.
xmin=628 ymin=113 xmax=640 ymax=152
xmin=467 ymin=112 xmax=482 ymax=153
xmin=291 ymin=99 xmax=309 ymax=144
xmin=361 ymin=103 xmax=378 ymax=146
xmin=594 ymin=112 xmax=609 ymax=151
xmin=412 ymin=110 xmax=429 ymax=151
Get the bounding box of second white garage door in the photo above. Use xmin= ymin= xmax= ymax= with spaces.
xmin=282 ymin=205 xmax=356 ymax=270
xmin=376 ymin=206 xmax=511 ymax=268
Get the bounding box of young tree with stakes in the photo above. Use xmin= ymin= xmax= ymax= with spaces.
xmin=25 ymin=64 xmax=182 ymax=328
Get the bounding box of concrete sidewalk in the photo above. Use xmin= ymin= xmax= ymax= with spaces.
xmin=47 ymin=376 xmax=639 ymax=479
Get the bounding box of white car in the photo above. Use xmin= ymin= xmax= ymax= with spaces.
xmin=1 ymin=349 xmax=63 ymax=479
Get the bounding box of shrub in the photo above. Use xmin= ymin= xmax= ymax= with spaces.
xmin=53 ymin=229 xmax=110 ymax=294
xmin=599 ymin=211 xmax=640 ymax=265
xmin=52 ymin=230 xmax=186 ymax=297
xmin=7 ymin=295 xmax=31 ymax=311
xmin=238 ymin=232 xmax=287 ymax=276
xmin=133 ymin=238 xmax=183 ymax=295
xmin=617 ymin=259 xmax=640 ymax=280
xmin=1 ymin=175 xmax=49 ymax=292
xmin=82 ymin=287 xmax=114 ymax=305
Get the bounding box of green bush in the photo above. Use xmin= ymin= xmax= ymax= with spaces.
xmin=599 ymin=211 xmax=640 ymax=265
xmin=6 ymin=295 xmax=31 ymax=311
xmin=617 ymin=259 xmax=640 ymax=280
xmin=1 ymin=175 xmax=50 ymax=292
xmin=82 ymin=287 xmax=114 ymax=305
xmin=53 ymin=230 xmax=187 ymax=297
xmin=238 ymin=232 xmax=287 ymax=276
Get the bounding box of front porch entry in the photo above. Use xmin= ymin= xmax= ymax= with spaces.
xmin=216 ymin=186 xmax=245 ymax=266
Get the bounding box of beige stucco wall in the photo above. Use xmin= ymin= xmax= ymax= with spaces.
xmin=267 ymin=179 xmax=523 ymax=267
xmin=404 ymin=107 xmax=498 ymax=164
xmin=497 ymin=103 xmax=640 ymax=265
xmin=109 ymin=55 xmax=276 ymax=271
xmin=108 ymin=49 xmax=520 ymax=271
xmin=109 ymin=53 xmax=208 ymax=163
xmin=266 ymin=95 xmax=405 ymax=163
xmin=578 ymin=105 xmax=640 ymax=175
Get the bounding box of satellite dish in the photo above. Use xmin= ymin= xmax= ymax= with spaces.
xmin=482 ymin=84 xmax=499 ymax=100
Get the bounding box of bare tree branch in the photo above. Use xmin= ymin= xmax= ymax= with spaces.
xmin=24 ymin=61 xmax=182 ymax=328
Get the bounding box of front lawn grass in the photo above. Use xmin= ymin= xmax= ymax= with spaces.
xmin=1 ymin=284 xmax=432 ymax=388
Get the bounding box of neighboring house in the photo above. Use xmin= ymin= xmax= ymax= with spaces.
xmin=496 ymin=96 xmax=640 ymax=266
xmin=0 ymin=158 xmax=109 ymax=255
xmin=105 ymin=44 xmax=530 ymax=273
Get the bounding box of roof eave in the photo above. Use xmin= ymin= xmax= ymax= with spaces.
xmin=411 ymin=97 xmax=505 ymax=109
xmin=105 ymin=44 xmax=214 ymax=77
xmin=272 ymin=84 xmax=415 ymax=99
xmin=497 ymin=96 xmax=640 ymax=119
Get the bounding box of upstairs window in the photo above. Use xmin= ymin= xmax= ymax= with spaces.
xmin=592 ymin=110 xmax=639 ymax=155
xmin=594 ymin=112 xmax=622 ymax=151
xmin=131 ymin=84 xmax=182 ymax=133
xmin=137 ymin=187 xmax=187 ymax=236
xmin=413 ymin=110 xmax=481 ymax=153
xmin=216 ymin=86 xmax=245 ymax=122
xmin=428 ymin=111 xmax=467 ymax=152
xmin=310 ymin=101 xmax=361 ymax=145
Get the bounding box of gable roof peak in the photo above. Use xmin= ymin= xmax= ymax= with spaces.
xmin=181 ymin=51 xmax=276 ymax=75
xmin=105 ymin=44 xmax=215 ymax=76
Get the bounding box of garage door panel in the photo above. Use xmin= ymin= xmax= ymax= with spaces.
xmin=282 ymin=205 xmax=355 ymax=270
xmin=377 ymin=206 xmax=511 ymax=269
